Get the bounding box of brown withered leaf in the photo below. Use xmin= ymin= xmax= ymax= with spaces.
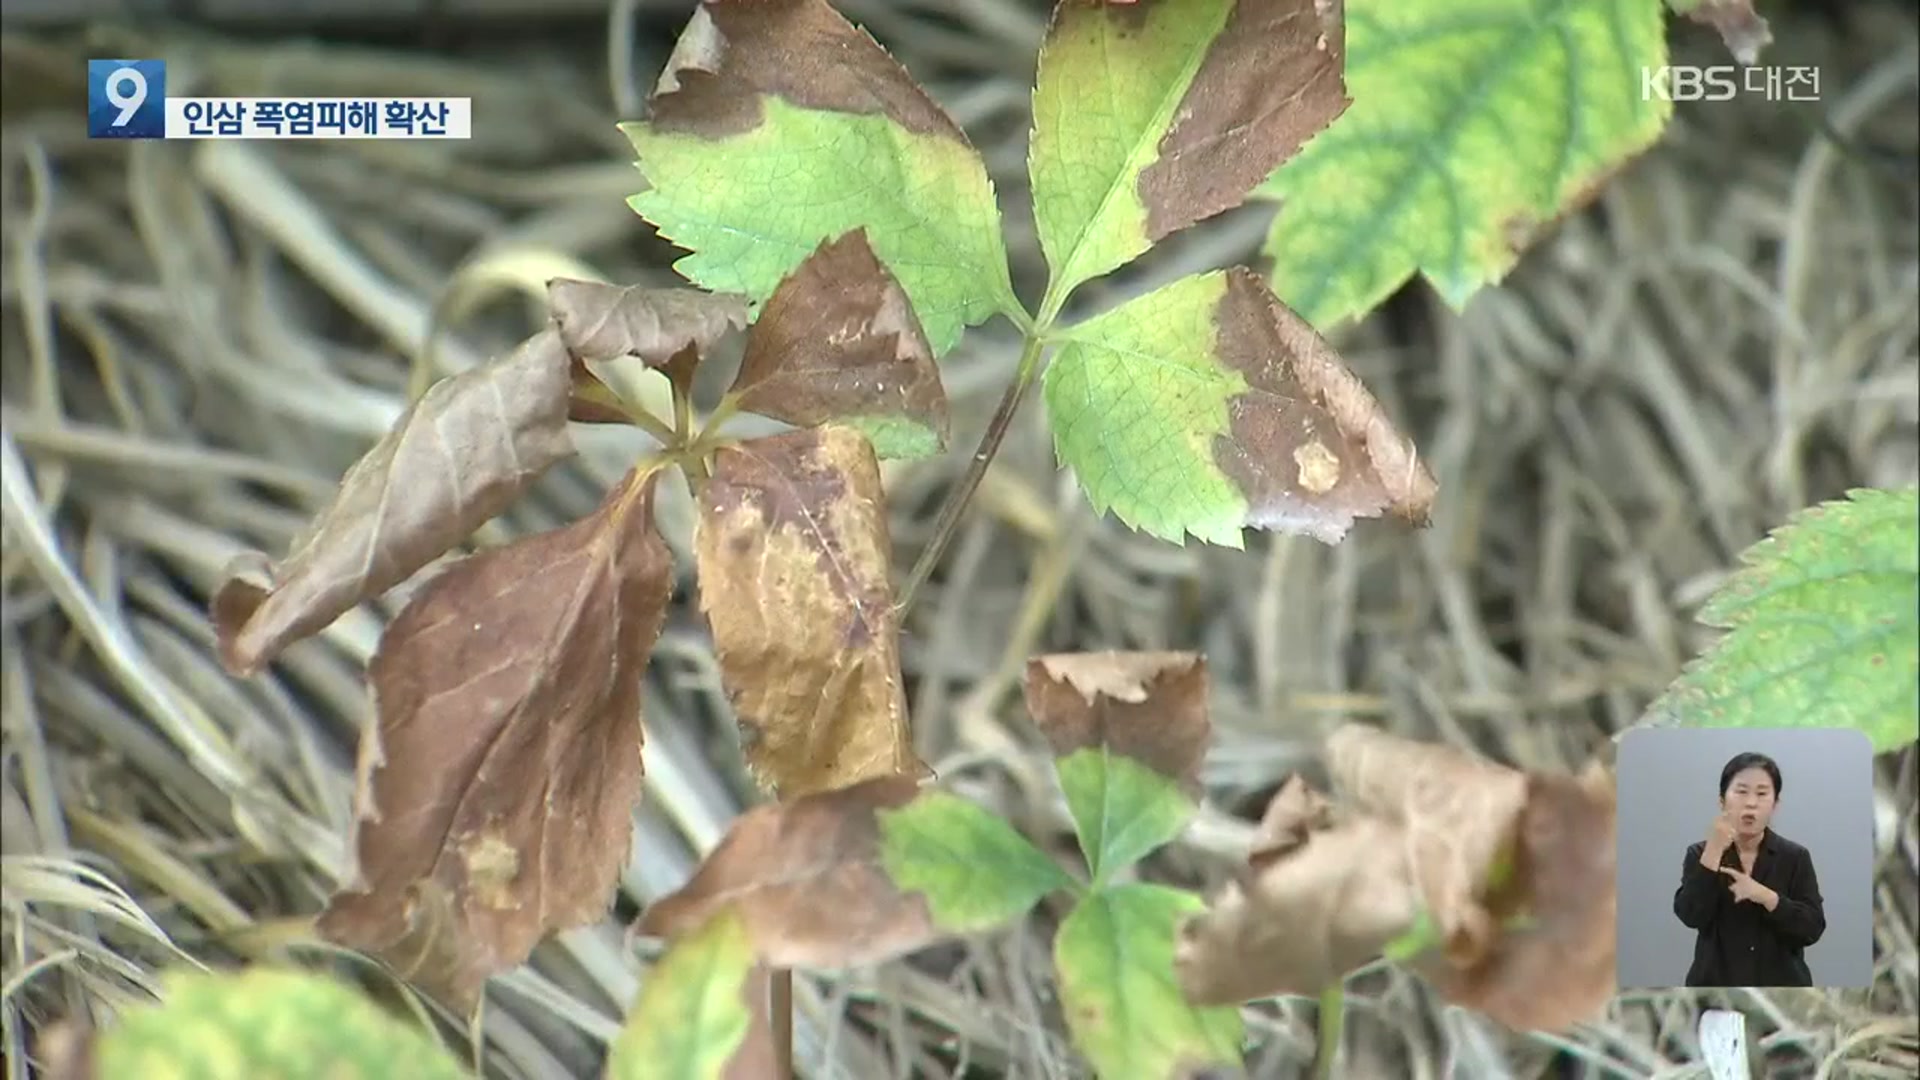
xmin=1021 ymin=651 xmax=1209 ymax=793
xmin=1325 ymin=723 xmax=1530 ymax=966
xmin=730 ymin=231 xmax=948 ymax=453
xmin=1177 ymin=729 xmax=1621 ymax=1033
xmin=1213 ymin=268 xmax=1438 ymax=539
xmin=318 ymin=467 xmax=673 ymax=1010
xmin=1135 ymin=0 xmax=1349 ymax=245
xmin=547 ymin=278 xmax=748 ymax=369
xmin=694 ymin=425 xmax=926 ymax=798
xmin=645 ymin=0 xmax=968 ymax=144
xmin=211 ymin=330 xmax=575 ymax=676
xmin=1414 ymin=761 xmax=1618 ymax=1032
xmin=637 ymin=774 xmax=938 ymax=970
xmin=1175 ymin=774 xmax=1423 ymax=1004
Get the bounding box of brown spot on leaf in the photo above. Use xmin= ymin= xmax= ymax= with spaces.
xmin=694 ymin=425 xmax=924 ymax=798
xmin=637 ymin=774 xmax=938 ymax=970
xmin=317 ymin=467 xmax=673 ymax=1011
xmin=730 ymin=231 xmax=948 ymax=448
xmin=546 ymin=278 xmax=746 ymax=369
xmin=211 ymin=330 xmax=576 ymax=677
xmin=1022 ymin=651 xmax=1209 ymax=793
xmin=645 ymin=0 xmax=970 ymax=145
xmin=1137 ymin=0 xmax=1349 ymax=243
xmin=1211 ymin=268 xmax=1437 ymax=543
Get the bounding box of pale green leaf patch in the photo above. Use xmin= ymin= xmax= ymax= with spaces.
xmin=1646 ymin=487 xmax=1920 ymax=754
xmin=880 ymin=789 xmax=1080 ymax=928
xmin=608 ymin=908 xmax=759 ymax=1080
xmin=625 ymin=100 xmax=1015 ymax=358
xmin=93 ymin=968 xmax=466 ymax=1080
xmin=1055 ymin=884 xmax=1245 ymax=1079
xmin=1259 ymin=0 xmax=1671 ymax=328
xmin=1056 ymin=747 xmax=1194 ymax=883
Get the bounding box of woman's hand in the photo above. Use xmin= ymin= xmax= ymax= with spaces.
xmin=1718 ymin=866 xmax=1777 ymax=909
xmin=1702 ymin=811 xmax=1737 ymax=868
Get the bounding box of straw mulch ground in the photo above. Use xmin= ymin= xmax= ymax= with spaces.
xmin=2 ymin=2 xmax=1917 ymax=1077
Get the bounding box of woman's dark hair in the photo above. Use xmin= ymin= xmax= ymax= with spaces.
xmin=1719 ymin=752 xmax=1783 ymax=798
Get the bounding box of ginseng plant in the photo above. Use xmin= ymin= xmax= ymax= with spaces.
xmin=203 ymin=0 xmax=1456 ymax=1071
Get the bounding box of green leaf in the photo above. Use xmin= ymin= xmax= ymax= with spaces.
xmin=1028 ymin=0 xmax=1347 ymax=303
xmin=1042 ymin=268 xmax=1436 ymax=548
xmin=608 ymin=908 xmax=759 ymax=1080
xmin=1055 ymin=884 xmax=1245 ymax=1079
xmin=880 ymin=790 xmax=1078 ymax=927
xmin=1647 ymin=487 xmax=1920 ymax=754
xmin=623 ymin=0 xmax=1017 ymax=356
xmin=1259 ymin=0 xmax=1670 ymax=328
xmin=1056 ymin=747 xmax=1193 ymax=882
xmin=94 ymin=968 xmax=464 ymax=1080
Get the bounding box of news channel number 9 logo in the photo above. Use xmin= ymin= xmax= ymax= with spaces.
xmin=88 ymin=59 xmax=166 ymax=139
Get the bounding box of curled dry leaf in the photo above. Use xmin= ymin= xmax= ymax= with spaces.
xmin=211 ymin=330 xmax=575 ymax=676
xmin=1022 ymin=651 xmax=1209 ymax=793
xmin=731 ymin=230 xmax=949 ymax=458
xmin=637 ymin=774 xmax=938 ymax=970
xmin=1325 ymin=723 xmax=1529 ymax=965
xmin=1413 ymin=762 xmax=1618 ymax=1032
xmin=694 ymin=425 xmax=926 ymax=798
xmin=1176 ymin=726 xmax=1619 ymax=1032
xmin=318 ymin=467 xmax=673 ymax=1010
xmin=546 ymin=278 xmax=748 ymax=369
xmin=1211 ymin=268 xmax=1437 ymax=536
xmin=1176 ymin=775 xmax=1422 ymax=1004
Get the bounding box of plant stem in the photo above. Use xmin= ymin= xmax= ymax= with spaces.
xmin=1314 ymin=983 xmax=1345 ymax=1080
xmin=771 ymin=969 xmax=793 ymax=1077
xmin=895 ymin=327 xmax=1048 ymax=617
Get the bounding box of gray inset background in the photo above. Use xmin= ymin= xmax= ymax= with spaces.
xmin=1616 ymin=726 xmax=1874 ymax=988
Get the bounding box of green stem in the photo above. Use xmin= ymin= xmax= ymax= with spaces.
xmin=1314 ymin=983 xmax=1344 ymax=1080
xmin=895 ymin=325 xmax=1047 ymax=617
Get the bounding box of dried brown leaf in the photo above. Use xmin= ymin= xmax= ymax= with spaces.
xmin=1178 ymin=730 xmax=1621 ymax=1033
xmin=1213 ymin=268 xmax=1438 ymax=538
xmin=1021 ymin=651 xmax=1209 ymax=792
xmin=637 ymin=774 xmax=937 ymax=969
xmin=1175 ymin=775 xmax=1422 ymax=1003
xmin=731 ymin=231 xmax=948 ymax=451
xmin=211 ymin=331 xmax=575 ymax=676
xmin=317 ymin=467 xmax=673 ymax=1010
xmin=1416 ymin=762 xmax=1618 ymax=1032
xmin=1134 ymin=0 xmax=1349 ymax=244
xmin=547 ymin=278 xmax=747 ymax=368
xmin=694 ymin=425 xmax=926 ymax=798
xmin=1325 ymin=723 xmax=1529 ymax=966
xmin=646 ymin=0 xmax=968 ymax=144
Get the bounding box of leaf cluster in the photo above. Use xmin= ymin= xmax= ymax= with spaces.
xmin=617 ymin=651 xmax=1242 ymax=1079
xmin=209 ymin=225 xmax=949 ymax=1010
